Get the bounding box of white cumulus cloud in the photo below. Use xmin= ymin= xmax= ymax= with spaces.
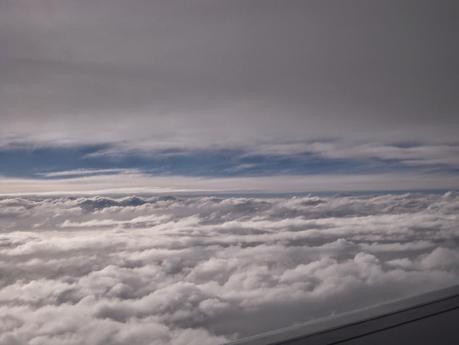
xmin=0 ymin=192 xmax=458 ymax=344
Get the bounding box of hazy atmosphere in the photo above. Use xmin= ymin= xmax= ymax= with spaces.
xmin=1 ymin=1 xmax=458 ymax=344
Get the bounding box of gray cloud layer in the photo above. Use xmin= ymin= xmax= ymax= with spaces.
xmin=1 ymin=0 xmax=458 ymax=149
xmin=1 ymin=192 xmax=458 ymax=344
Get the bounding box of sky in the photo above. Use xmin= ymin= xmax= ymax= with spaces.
xmin=1 ymin=3 xmax=459 ymax=344
xmin=1 ymin=0 xmax=459 ymax=194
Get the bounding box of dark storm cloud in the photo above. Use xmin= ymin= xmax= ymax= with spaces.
xmin=0 ymin=193 xmax=459 ymax=344
xmin=1 ymin=0 xmax=458 ymax=148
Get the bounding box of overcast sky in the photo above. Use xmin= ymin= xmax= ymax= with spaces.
xmin=1 ymin=0 xmax=458 ymax=193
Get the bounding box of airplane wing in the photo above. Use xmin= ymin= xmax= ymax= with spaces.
xmin=225 ymin=284 xmax=459 ymax=345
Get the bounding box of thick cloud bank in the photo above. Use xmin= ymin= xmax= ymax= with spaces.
xmin=0 ymin=192 xmax=458 ymax=344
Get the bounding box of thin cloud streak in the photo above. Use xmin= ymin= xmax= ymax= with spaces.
xmin=38 ymin=168 xmax=140 ymax=178
xmin=249 ymin=142 xmax=459 ymax=169
xmin=1 ymin=171 xmax=459 ymax=196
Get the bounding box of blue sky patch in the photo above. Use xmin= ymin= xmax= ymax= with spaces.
xmin=0 ymin=144 xmax=449 ymax=179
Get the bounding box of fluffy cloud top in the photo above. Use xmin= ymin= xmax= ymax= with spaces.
xmin=0 ymin=192 xmax=458 ymax=344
